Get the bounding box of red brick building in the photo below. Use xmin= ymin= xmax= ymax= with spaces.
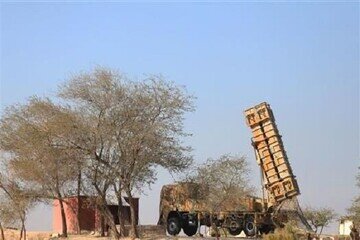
xmin=53 ymin=196 xmax=139 ymax=233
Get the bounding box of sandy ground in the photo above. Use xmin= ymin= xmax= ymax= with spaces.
xmin=2 ymin=229 xmax=336 ymax=240
xmin=2 ymin=229 xmax=257 ymax=240
xmin=3 ymin=230 xmax=50 ymax=240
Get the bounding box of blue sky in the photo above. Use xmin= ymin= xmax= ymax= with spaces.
xmin=1 ymin=2 xmax=359 ymax=234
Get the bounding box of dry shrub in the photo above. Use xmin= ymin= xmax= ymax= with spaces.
xmin=263 ymin=229 xmax=296 ymax=240
xmin=263 ymin=221 xmax=308 ymax=240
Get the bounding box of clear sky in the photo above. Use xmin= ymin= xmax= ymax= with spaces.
xmin=0 ymin=2 xmax=359 ymax=234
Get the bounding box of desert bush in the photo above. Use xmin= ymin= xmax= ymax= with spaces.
xmin=263 ymin=221 xmax=308 ymax=240
xmin=263 ymin=228 xmax=296 ymax=240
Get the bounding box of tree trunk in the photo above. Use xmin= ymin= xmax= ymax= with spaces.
xmin=19 ymin=224 xmax=23 ymax=240
xmin=19 ymin=219 xmax=26 ymax=240
xmin=113 ymin=182 xmax=125 ymax=237
xmin=117 ymin=194 xmax=125 ymax=237
xmin=55 ymin=174 xmax=67 ymax=237
xmin=100 ymin=214 xmax=105 ymax=237
xmin=93 ymin=184 xmax=120 ymax=239
xmin=58 ymin=199 xmax=68 ymax=237
xmin=99 ymin=205 xmax=120 ymax=239
xmin=105 ymin=207 xmax=120 ymax=239
xmin=0 ymin=221 xmax=5 ymax=240
xmin=76 ymin=169 xmax=82 ymax=235
xmin=126 ymin=190 xmax=138 ymax=239
xmin=22 ymin=222 xmax=26 ymax=240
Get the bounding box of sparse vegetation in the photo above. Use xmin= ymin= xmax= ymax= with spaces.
xmin=0 ymin=98 xmax=81 ymax=238
xmin=58 ymin=68 xmax=194 ymax=238
xmin=0 ymin=164 xmax=36 ymax=240
xmin=303 ymin=206 xmax=336 ymax=236
xmin=185 ymin=154 xmax=253 ymax=212
xmin=263 ymin=221 xmax=305 ymax=240
xmin=0 ymin=67 xmax=195 ymax=239
xmin=348 ymin=167 xmax=360 ymax=227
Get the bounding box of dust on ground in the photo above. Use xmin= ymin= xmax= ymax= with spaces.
xmin=3 ymin=229 xmax=256 ymax=240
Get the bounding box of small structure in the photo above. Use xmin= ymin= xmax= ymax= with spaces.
xmin=339 ymin=217 xmax=354 ymax=236
xmin=53 ymin=196 xmax=139 ymax=234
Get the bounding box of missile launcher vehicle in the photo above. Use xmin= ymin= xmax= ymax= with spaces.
xmin=158 ymin=102 xmax=301 ymax=237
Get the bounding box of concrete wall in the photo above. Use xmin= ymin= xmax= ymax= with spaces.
xmin=53 ymin=196 xmax=139 ymax=234
xmin=53 ymin=196 xmax=96 ymax=233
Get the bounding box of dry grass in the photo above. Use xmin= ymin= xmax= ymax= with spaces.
xmin=262 ymin=222 xmax=311 ymax=240
xmin=263 ymin=229 xmax=297 ymax=240
xmin=3 ymin=229 xmax=50 ymax=240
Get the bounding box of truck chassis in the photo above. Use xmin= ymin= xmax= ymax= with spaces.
xmin=164 ymin=210 xmax=274 ymax=237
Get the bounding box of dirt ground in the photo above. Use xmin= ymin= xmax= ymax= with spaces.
xmin=3 ymin=229 xmax=257 ymax=240
xmin=3 ymin=230 xmax=50 ymax=240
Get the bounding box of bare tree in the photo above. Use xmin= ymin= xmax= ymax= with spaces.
xmin=0 ymin=172 xmax=35 ymax=240
xmin=348 ymin=167 xmax=360 ymax=227
xmin=185 ymin=154 xmax=253 ymax=236
xmin=303 ymin=206 xmax=336 ymax=236
xmin=0 ymin=198 xmax=18 ymax=240
xmin=56 ymin=70 xmax=131 ymax=238
xmin=0 ymin=98 xmax=80 ymax=237
xmin=0 ymin=67 xmax=195 ymax=239
xmin=112 ymin=77 xmax=194 ymax=238
xmin=349 ymin=199 xmax=360 ymax=228
xmin=186 ymin=154 xmax=254 ymax=212
xmin=59 ymin=67 xmax=194 ymax=238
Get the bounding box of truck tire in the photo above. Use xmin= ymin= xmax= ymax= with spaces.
xmin=228 ymin=220 xmax=242 ymax=236
xmin=259 ymin=224 xmax=273 ymax=235
xmin=167 ymin=217 xmax=181 ymax=236
xmin=244 ymin=216 xmax=256 ymax=237
xmin=183 ymin=225 xmax=197 ymax=236
xmin=228 ymin=227 xmax=242 ymax=236
xmin=183 ymin=216 xmax=198 ymax=236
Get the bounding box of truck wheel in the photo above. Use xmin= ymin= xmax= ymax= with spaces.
xmin=167 ymin=217 xmax=181 ymax=236
xmin=244 ymin=216 xmax=256 ymax=237
xmin=259 ymin=225 xmax=273 ymax=235
xmin=228 ymin=220 xmax=242 ymax=236
xmin=183 ymin=225 xmax=197 ymax=236
xmin=228 ymin=227 xmax=242 ymax=236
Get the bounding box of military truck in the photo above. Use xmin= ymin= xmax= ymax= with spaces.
xmin=157 ymin=102 xmax=301 ymax=237
xmin=157 ymin=182 xmax=273 ymax=237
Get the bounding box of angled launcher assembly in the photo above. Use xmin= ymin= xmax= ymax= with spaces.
xmin=157 ymin=102 xmax=307 ymax=238
xmin=244 ymin=102 xmax=300 ymax=206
